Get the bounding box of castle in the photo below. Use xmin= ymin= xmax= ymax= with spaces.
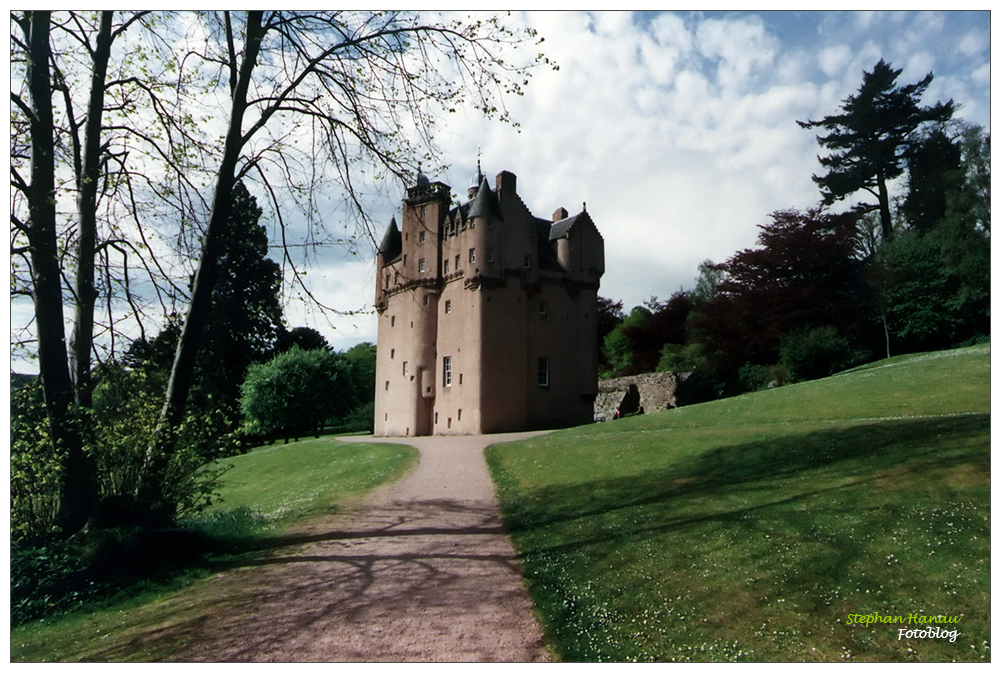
xmin=373 ymin=164 xmax=605 ymax=436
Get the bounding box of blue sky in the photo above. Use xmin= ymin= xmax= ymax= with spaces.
xmin=9 ymin=11 xmax=991 ymax=372
xmin=293 ymin=10 xmax=990 ymax=352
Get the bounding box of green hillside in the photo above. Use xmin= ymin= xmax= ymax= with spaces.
xmin=486 ymin=344 xmax=990 ymax=662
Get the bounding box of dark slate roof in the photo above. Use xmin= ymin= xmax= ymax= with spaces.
xmin=379 ymin=216 xmax=402 ymax=264
xmin=467 ymin=178 xmax=502 ymax=220
xmin=549 ymin=214 xmax=581 ymax=241
xmin=534 ymin=217 xmax=563 ymax=271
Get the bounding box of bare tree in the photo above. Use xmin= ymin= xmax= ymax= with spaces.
xmin=138 ymin=12 xmax=546 ymax=504
xmin=12 ymin=11 xmax=547 ymax=530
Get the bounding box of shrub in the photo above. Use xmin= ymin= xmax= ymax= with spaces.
xmin=779 ymin=326 xmax=852 ymax=382
xmin=738 ymin=363 xmax=789 ymax=392
xmin=240 ymin=346 xmax=355 ymax=442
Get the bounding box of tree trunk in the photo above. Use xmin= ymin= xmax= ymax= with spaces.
xmin=877 ymin=169 xmax=893 ymax=241
xmin=138 ymin=12 xmax=265 ymax=504
xmin=70 ymin=10 xmax=114 ymax=410
xmin=23 ymin=11 xmax=96 ymax=535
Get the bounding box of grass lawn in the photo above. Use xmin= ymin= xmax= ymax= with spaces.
xmin=486 ymin=344 xmax=990 ymax=662
xmin=11 ymin=436 xmax=417 ymax=662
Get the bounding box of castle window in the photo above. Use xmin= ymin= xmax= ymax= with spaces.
xmin=423 ymin=295 xmax=429 ymax=306
xmin=419 ymin=258 xmax=426 ymax=272
xmin=403 ymin=254 xmax=407 ymax=266
xmin=469 ymin=219 xmax=475 ymax=229
xmin=391 ymin=316 xmax=395 ymax=327
xmin=385 ymin=380 xmax=390 ymax=391
xmin=524 ymin=255 xmax=532 ymax=269
xmin=402 ymin=361 xmax=408 ymax=376
xmin=390 ymin=348 xmax=395 ymax=358
xmin=419 ymin=231 xmax=426 ymax=243
xmin=539 ymin=302 xmax=547 ymax=315
xmin=455 ymin=255 xmax=461 ymax=270
xmin=538 ymin=357 xmax=550 ymax=387
xmin=458 ymin=409 xmax=463 ymax=421
xmin=444 ymin=259 xmax=450 ymax=274
xmin=529 ymin=225 xmax=534 ymax=236
xmin=443 ymin=356 xmax=452 ymax=387
xmin=486 ymin=248 xmax=494 ymax=263
xmin=488 ymin=218 xmax=494 ymax=229
xmin=420 ymin=206 xmax=426 ymax=219
xmin=445 ymin=299 xmax=452 ymax=313
xmin=469 ymin=248 xmax=476 ymax=263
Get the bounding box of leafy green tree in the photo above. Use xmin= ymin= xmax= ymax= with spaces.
xmin=798 ymin=59 xmax=954 ymax=240
xmin=240 ymin=347 xmax=355 ymax=444
xmin=342 ymin=342 xmax=377 ymax=406
xmin=693 ymin=208 xmax=864 ymax=390
xmin=902 ymin=126 xmax=964 ymax=234
xmin=199 ymin=181 xmax=284 ymax=412
xmin=276 ymin=326 xmax=330 ymax=354
xmin=601 ymin=306 xmax=651 ymax=377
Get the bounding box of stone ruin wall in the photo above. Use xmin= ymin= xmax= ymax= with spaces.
xmin=594 ymin=371 xmax=679 ymax=421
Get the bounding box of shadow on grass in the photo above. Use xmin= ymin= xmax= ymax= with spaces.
xmin=495 ymin=414 xmax=990 ymax=545
xmin=491 ymin=414 xmax=989 ymax=662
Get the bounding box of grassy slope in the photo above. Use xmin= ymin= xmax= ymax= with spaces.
xmin=486 ymin=344 xmax=990 ymax=662
xmin=11 ymin=437 xmax=417 ymax=662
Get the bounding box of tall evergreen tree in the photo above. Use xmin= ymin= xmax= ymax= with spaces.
xmin=798 ymin=59 xmax=954 ymax=241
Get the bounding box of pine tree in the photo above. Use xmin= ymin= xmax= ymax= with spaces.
xmin=798 ymin=59 xmax=954 ymax=240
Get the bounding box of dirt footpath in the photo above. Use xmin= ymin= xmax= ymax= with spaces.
xmin=169 ymin=431 xmax=551 ymax=662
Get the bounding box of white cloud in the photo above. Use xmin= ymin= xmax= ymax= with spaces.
xmin=11 ymin=11 xmax=990 ymax=371
xmin=818 ymin=45 xmax=851 ymax=78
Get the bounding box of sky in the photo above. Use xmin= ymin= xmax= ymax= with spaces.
xmin=290 ymin=10 xmax=991 ymax=353
xmin=8 ymin=10 xmax=992 ymax=373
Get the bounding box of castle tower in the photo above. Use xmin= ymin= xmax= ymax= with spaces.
xmin=373 ymin=164 xmax=604 ymax=436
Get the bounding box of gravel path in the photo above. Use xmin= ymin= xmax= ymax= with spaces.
xmin=169 ymin=431 xmax=551 ymax=662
